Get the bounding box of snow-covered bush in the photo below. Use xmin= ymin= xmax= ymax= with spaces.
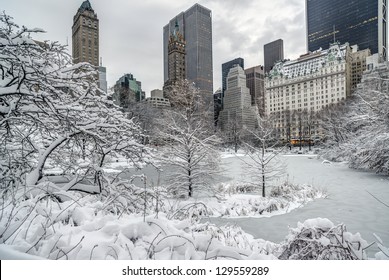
xmin=0 ymin=13 xmax=154 ymax=194
xmin=277 ymin=218 xmax=369 ymax=260
xmin=270 ymin=182 xmax=326 ymax=201
xmin=0 ymin=13 xmax=163 ymax=259
xmin=167 ymin=202 xmax=211 ymax=223
xmin=320 ymin=70 xmax=389 ymax=175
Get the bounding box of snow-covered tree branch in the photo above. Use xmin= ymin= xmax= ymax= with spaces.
xmin=158 ymin=80 xmax=220 ymax=198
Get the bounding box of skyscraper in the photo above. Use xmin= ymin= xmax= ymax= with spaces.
xmin=306 ymin=0 xmax=388 ymax=61
xmin=221 ymin=58 xmax=244 ymax=108
xmin=163 ymin=3 xmax=213 ymax=98
xmin=72 ymin=0 xmax=99 ymax=66
xmin=163 ymin=19 xmax=186 ymax=100
xmin=245 ymin=65 xmax=265 ymax=115
xmin=264 ymin=39 xmax=284 ymax=73
xmin=219 ymin=65 xmax=256 ymax=133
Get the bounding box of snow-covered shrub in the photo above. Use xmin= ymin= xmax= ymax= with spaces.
xmin=191 ymin=223 xmax=277 ymax=259
xmin=270 ymin=182 xmax=326 ymax=201
xmin=217 ymin=182 xmax=257 ymax=194
xmin=320 ymin=71 xmax=389 ymax=175
xmin=0 ymin=13 xmax=154 ymax=193
xmin=277 ymin=218 xmax=369 ymax=260
xmin=167 ymin=202 xmax=211 ymax=223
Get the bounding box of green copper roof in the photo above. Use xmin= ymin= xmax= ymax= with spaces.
xmin=78 ymin=0 xmax=94 ymax=13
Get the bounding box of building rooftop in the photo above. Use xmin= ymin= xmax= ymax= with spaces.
xmin=78 ymin=0 xmax=94 ymax=13
xmin=268 ymin=42 xmax=349 ymax=80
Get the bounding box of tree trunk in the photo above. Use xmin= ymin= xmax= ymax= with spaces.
xmin=262 ymin=142 xmax=266 ymax=197
xmin=188 ymin=151 xmax=192 ymax=197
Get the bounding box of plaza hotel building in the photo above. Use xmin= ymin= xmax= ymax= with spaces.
xmin=264 ymin=42 xmax=367 ymax=143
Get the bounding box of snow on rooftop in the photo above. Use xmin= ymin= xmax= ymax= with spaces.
xmin=268 ymin=42 xmax=349 ymax=80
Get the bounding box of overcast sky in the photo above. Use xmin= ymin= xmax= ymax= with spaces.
xmin=2 ymin=0 xmax=307 ymax=95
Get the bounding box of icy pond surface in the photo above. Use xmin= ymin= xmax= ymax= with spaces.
xmin=121 ymin=152 xmax=389 ymax=256
xmin=212 ymin=154 xmax=389 ymax=256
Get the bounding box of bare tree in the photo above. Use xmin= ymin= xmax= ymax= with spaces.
xmin=158 ymin=80 xmax=220 ymax=198
xmin=300 ymin=109 xmax=317 ymax=151
xmin=241 ymin=114 xmax=287 ymax=197
xmin=219 ymin=111 xmax=246 ymax=153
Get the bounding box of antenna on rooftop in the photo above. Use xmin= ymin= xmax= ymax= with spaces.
xmin=333 ymin=25 xmax=336 ymax=43
xmin=66 ymin=36 xmax=68 ymax=46
xmin=100 ymin=57 xmax=103 ymax=66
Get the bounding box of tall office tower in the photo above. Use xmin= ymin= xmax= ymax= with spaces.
xmin=264 ymin=39 xmax=284 ymax=73
xmin=163 ymin=19 xmax=186 ymax=100
xmin=99 ymin=64 xmax=107 ymax=93
xmin=306 ymin=0 xmax=388 ymax=61
xmin=245 ymin=65 xmax=265 ymax=114
xmin=163 ymin=3 xmax=213 ymax=99
xmin=221 ymin=58 xmax=244 ymax=108
xmin=72 ymin=1 xmax=99 ymax=66
xmin=113 ymin=74 xmax=145 ymax=109
xmin=219 ymin=65 xmax=256 ymax=133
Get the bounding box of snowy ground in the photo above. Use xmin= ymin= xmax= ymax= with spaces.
xmin=92 ymin=149 xmax=389 ymax=256
xmin=1 ymin=150 xmax=388 ymax=259
xmin=210 ymin=152 xmax=389 ymax=257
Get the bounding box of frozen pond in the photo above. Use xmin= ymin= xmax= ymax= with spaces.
xmin=212 ymin=154 xmax=389 ymax=256
xmin=121 ymin=152 xmax=389 ymax=256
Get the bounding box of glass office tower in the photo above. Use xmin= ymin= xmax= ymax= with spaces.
xmin=163 ymin=4 xmax=213 ymax=96
xmin=306 ymin=0 xmax=387 ymax=60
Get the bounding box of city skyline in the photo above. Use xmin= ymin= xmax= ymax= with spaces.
xmin=3 ymin=0 xmax=309 ymax=95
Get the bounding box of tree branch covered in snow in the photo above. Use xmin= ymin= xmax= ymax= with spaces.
xmin=157 ymin=80 xmax=220 ymax=198
xmin=320 ymin=71 xmax=389 ymax=175
xmin=240 ymin=114 xmax=287 ymax=197
xmin=0 ymin=13 xmax=154 ymax=195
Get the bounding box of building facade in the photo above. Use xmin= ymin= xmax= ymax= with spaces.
xmin=265 ymin=42 xmax=353 ymax=142
xmin=163 ymin=4 xmax=213 ymax=98
xmin=245 ymin=65 xmax=265 ymax=114
xmin=264 ymin=39 xmax=284 ymax=73
xmin=219 ymin=65 xmax=257 ymax=134
xmin=113 ymin=74 xmax=145 ymax=109
xmin=72 ymin=1 xmax=99 ymax=66
xmin=350 ymin=46 xmax=371 ymax=92
xmin=306 ymin=0 xmax=388 ymax=61
xmin=222 ymin=58 xmax=244 ymax=108
xmin=99 ymin=65 xmax=107 ymax=93
xmin=163 ymin=20 xmax=186 ymax=101
xmin=72 ymin=1 xmax=107 ymax=92
xmin=146 ymin=89 xmax=171 ymax=108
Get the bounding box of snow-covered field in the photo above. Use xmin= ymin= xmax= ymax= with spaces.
xmin=0 ymin=151 xmax=388 ymax=260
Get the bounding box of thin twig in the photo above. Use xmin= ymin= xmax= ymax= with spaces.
xmin=366 ymin=190 xmax=389 ymax=208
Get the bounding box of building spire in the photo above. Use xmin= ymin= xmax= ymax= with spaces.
xmin=79 ymin=0 xmax=94 ymax=13
xmin=173 ymin=17 xmax=179 ymax=38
